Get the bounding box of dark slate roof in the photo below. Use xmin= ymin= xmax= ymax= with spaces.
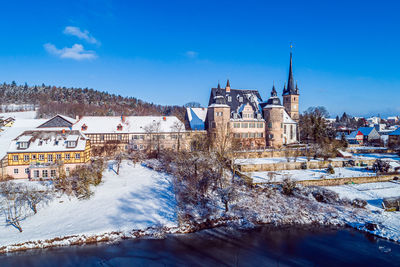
xmin=208 ymin=87 xmax=263 ymax=118
xmin=37 ymin=115 xmax=73 ymax=128
xmin=283 ymin=52 xmax=299 ymax=96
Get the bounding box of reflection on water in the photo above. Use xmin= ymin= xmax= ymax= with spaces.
xmin=1 ymin=226 xmax=400 ymax=267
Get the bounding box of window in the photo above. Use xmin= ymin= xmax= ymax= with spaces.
xmin=42 ymin=170 xmax=48 ymax=178
xmin=75 ymin=153 xmax=81 ymax=159
xmin=257 ymin=123 xmax=264 ymax=128
xmin=171 ymin=135 xmax=177 ymax=139
xmin=100 ymin=135 xmax=105 ymax=141
xmin=227 ymin=96 xmax=232 ymax=102
xmin=14 ymin=169 xmax=18 ymax=174
xmin=51 ymin=170 xmax=56 ymax=177
xmin=249 ymin=123 xmax=255 ymax=128
xmin=140 ymin=135 xmax=144 ymax=140
xmin=133 ymin=135 xmax=138 ymax=140
xmin=290 ymin=125 xmax=294 ymax=139
xmin=39 ymin=154 xmax=45 ymax=161
xmin=234 ymin=133 xmax=240 ymax=138
xmin=56 ymin=154 xmax=62 ymax=160
xmin=34 ymin=170 xmax=39 ymax=178
xmin=25 ymin=168 xmax=29 ymax=174
xmin=241 ymin=123 xmax=248 ymax=128
xmin=139 ymin=144 xmax=143 ymax=150
xmin=241 ymin=133 xmax=248 ymax=138
xmin=118 ymin=135 xmax=122 ymax=141
xmin=19 ymin=142 xmax=28 ymax=149
xmin=65 ymin=153 xmax=70 ymax=160
xmin=281 ymin=123 xmax=283 ymax=128
xmin=12 ymin=155 xmax=18 ymax=161
xmin=268 ymin=122 xmax=272 ymax=129
xmin=32 ymin=154 xmax=37 ymax=160
xmin=24 ymin=155 xmax=29 ymax=161
xmin=239 ymin=97 xmax=243 ymax=102
xmin=284 ymin=125 xmax=287 ymax=134
xmin=269 ymin=134 xmax=274 ymax=139
xmin=47 ymin=154 xmax=53 ymax=162
xmin=249 ymin=133 xmax=255 ymax=138
xmin=233 ymin=123 xmax=240 ymax=128
xmin=66 ymin=167 xmax=70 ymax=175
xmin=216 ymin=112 xmax=223 ymax=117
xmin=67 ymin=141 xmax=76 ymax=148
xmin=133 ymin=144 xmax=138 ymax=150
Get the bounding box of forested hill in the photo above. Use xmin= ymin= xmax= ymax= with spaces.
xmin=0 ymin=81 xmax=186 ymax=120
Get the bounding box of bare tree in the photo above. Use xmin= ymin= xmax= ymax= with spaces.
xmin=171 ymin=121 xmax=185 ymax=152
xmin=0 ymin=182 xmax=27 ymax=232
xmin=144 ymin=120 xmax=162 ymax=156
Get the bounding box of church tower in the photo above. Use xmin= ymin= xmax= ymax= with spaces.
xmin=282 ymin=50 xmax=299 ymax=122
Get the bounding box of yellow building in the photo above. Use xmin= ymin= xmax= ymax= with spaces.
xmin=7 ymin=130 xmax=91 ymax=179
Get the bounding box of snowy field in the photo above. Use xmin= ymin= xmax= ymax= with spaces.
xmin=0 ymin=111 xmax=45 ymax=159
xmin=0 ymin=161 xmax=177 ymax=247
xmin=248 ymin=167 xmax=377 ymax=183
xmin=328 ymin=182 xmax=400 ymax=241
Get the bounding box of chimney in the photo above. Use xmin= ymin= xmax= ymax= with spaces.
xmin=225 ymin=79 xmax=231 ymax=92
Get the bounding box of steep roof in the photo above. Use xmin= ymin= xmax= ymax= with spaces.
xmin=283 ymin=52 xmax=299 ymax=96
xmin=186 ymin=107 xmax=207 ymax=130
xmin=357 ymin=127 xmax=375 ymax=136
xmin=37 ymin=114 xmax=76 ymax=128
xmin=208 ymin=85 xmax=263 ymax=118
xmin=389 ymin=127 xmax=400 ymax=136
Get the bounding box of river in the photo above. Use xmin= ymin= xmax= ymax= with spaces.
xmin=1 ymin=226 xmax=399 ymax=266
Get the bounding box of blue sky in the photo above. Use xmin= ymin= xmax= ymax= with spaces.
xmin=0 ymin=0 xmax=399 ymax=117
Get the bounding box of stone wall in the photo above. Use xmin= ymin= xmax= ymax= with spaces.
xmin=237 ymin=158 xmax=376 ymax=172
xmin=296 ymin=174 xmax=398 ymax=186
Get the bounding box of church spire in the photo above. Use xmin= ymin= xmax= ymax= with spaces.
xmin=286 ymin=50 xmax=295 ymax=94
xmin=271 ymin=82 xmax=277 ymax=97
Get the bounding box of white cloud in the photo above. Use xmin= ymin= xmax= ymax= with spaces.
xmin=185 ymin=51 xmax=198 ymax=58
xmin=63 ymin=26 xmax=99 ymax=45
xmin=44 ymin=43 xmax=97 ymax=60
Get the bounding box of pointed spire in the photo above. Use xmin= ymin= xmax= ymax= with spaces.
xmin=271 ymin=82 xmax=277 ymax=97
xmin=226 ymin=79 xmax=230 ymax=88
xmin=217 ymin=82 xmax=221 ymax=90
xmin=287 ymin=50 xmax=295 ymax=94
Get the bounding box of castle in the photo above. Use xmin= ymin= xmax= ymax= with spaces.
xmin=188 ymin=51 xmax=300 ymax=149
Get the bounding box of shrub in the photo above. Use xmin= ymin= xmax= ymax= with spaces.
xmin=282 ymin=176 xmax=296 ymax=195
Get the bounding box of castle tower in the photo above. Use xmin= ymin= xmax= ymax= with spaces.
xmin=206 ymin=82 xmax=231 ymax=133
xmin=263 ymin=84 xmax=284 ymax=148
xmin=282 ymin=50 xmax=299 ymax=122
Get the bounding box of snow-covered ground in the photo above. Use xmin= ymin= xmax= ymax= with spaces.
xmin=0 ymin=111 xmax=45 ymax=159
xmin=248 ymin=167 xmax=376 ymax=183
xmin=0 ymin=161 xmax=177 ymax=247
xmin=328 ymin=182 xmax=400 ymax=241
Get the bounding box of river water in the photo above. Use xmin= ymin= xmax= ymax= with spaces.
xmin=1 ymin=226 xmax=399 ymax=267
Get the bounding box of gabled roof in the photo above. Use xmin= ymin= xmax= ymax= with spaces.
xmin=347 ymin=130 xmax=362 ymax=139
xmin=72 ymin=116 xmax=185 ymax=134
xmin=357 ymin=127 xmax=375 ymax=136
xmin=37 ymin=114 xmax=76 ymax=128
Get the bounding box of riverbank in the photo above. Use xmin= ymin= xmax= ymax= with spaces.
xmin=2 ymin=225 xmax=400 ymax=266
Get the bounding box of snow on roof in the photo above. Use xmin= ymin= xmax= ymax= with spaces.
xmin=208 ymin=103 xmax=230 ymax=108
xmin=58 ymin=114 xmax=76 ymax=124
xmin=17 ymin=135 xmax=33 ymax=142
xmin=186 ymin=107 xmax=207 ymax=122
xmin=283 ymin=109 xmax=296 ymax=124
xmin=72 ymin=116 xmax=185 ymax=134
xmin=8 ymin=130 xmax=88 ymax=153
xmin=66 ymin=134 xmax=79 ymax=142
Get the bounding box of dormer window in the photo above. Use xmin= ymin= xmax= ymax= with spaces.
xmin=257 ymin=113 xmax=262 ymax=119
xmin=239 ymin=97 xmax=243 ymax=102
xmin=18 ymin=142 xmax=28 ymax=149
xmin=117 ymin=124 xmax=123 ymax=131
xmin=233 ymin=113 xmax=238 ymax=119
xmin=67 ymin=141 xmax=76 ymax=148
xmin=227 ymin=96 xmax=232 ymax=102
xmin=38 ymin=141 xmax=43 ymax=146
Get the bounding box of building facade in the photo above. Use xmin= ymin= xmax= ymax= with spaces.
xmin=6 ymin=130 xmax=91 ymax=179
